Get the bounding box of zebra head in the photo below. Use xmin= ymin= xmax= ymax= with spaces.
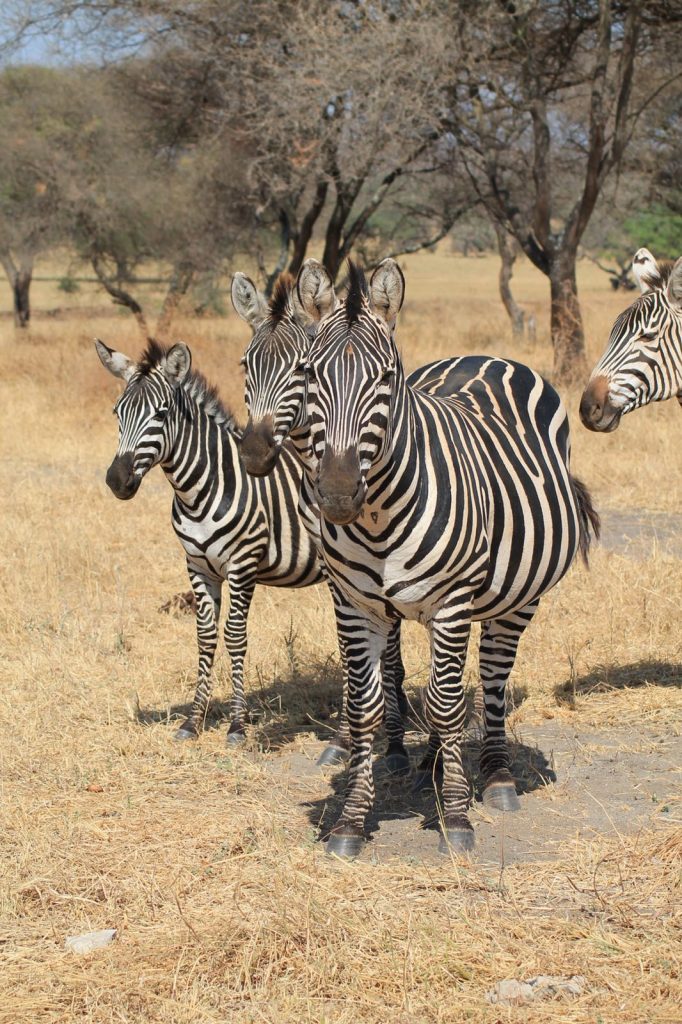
xmin=95 ymin=338 xmax=191 ymax=499
xmin=232 ymin=272 xmax=315 ymax=476
xmin=580 ymin=248 xmax=682 ymax=432
xmin=299 ymin=258 xmax=404 ymax=526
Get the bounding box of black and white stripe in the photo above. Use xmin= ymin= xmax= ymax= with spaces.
xmin=96 ymin=338 xmax=325 ymax=745
xmin=581 ymin=248 xmax=682 ymax=432
xmin=295 ymin=258 xmax=598 ymax=857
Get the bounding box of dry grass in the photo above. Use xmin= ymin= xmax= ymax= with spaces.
xmin=0 ymin=250 xmax=680 ymax=1022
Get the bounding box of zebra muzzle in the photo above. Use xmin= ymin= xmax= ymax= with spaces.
xmin=579 ymin=376 xmax=622 ymax=433
xmin=240 ymin=417 xmax=279 ymax=476
xmin=315 ymin=447 xmax=366 ymax=525
xmin=105 ymin=453 xmax=141 ymax=500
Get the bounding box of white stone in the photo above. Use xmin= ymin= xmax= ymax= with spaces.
xmin=65 ymin=928 xmax=117 ymax=954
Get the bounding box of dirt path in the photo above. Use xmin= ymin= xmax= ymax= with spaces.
xmin=599 ymin=508 xmax=681 ymax=559
xmin=259 ymin=719 xmax=681 ymax=867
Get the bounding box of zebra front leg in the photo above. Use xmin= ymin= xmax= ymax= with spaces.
xmin=223 ymin=570 xmax=257 ymax=746
xmin=478 ymin=602 xmax=538 ymax=812
xmin=380 ymin=620 xmax=409 ymax=775
xmin=174 ymin=569 xmax=222 ymax=741
xmin=326 ymin=614 xmax=389 ymax=860
xmin=425 ymin=604 xmax=474 ymax=854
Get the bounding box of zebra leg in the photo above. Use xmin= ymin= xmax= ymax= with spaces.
xmin=478 ymin=602 xmax=538 ymax=812
xmin=318 ymin=582 xmax=351 ymax=767
xmin=326 ymin=614 xmax=389 ymax=860
xmin=174 ymin=568 xmax=222 ymax=741
xmin=379 ymin=620 xmax=409 ymax=775
xmin=412 ymin=732 xmax=443 ymax=792
xmin=223 ymin=570 xmax=257 ymax=746
xmin=384 ymin=620 xmax=409 ymax=716
xmin=424 ymin=605 xmax=474 ymax=854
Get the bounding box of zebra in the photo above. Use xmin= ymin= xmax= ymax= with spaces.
xmin=231 ymin=269 xmax=550 ymax=732
xmin=294 ymin=257 xmax=599 ymax=858
xmin=580 ymin=248 xmax=682 ymax=431
xmin=95 ymin=336 xmax=345 ymax=751
xmin=230 ymin=274 xmax=411 ymax=770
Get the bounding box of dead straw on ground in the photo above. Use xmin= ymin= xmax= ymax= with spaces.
xmin=0 ymin=252 xmax=680 ymax=1022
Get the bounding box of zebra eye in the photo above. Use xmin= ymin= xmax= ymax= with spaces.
xmin=381 ymin=368 xmax=395 ymax=383
xmin=304 ymin=364 xmax=316 ymax=381
xmin=239 ymin=356 xmax=246 ymax=367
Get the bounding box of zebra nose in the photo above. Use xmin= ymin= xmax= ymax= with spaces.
xmin=579 ymin=375 xmax=609 ymax=430
xmin=106 ymin=453 xmax=139 ymax=500
xmin=241 ymin=417 xmax=278 ymax=476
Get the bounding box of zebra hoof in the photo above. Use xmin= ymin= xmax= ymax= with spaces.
xmin=383 ymin=751 xmax=410 ymax=777
xmin=482 ymin=774 xmax=521 ymax=813
xmin=173 ymin=720 xmax=199 ymax=741
xmin=326 ymin=827 xmax=365 ymax=860
xmin=226 ymin=728 xmax=246 ymax=747
xmin=438 ymin=824 xmax=475 ymax=856
xmin=317 ymin=744 xmax=349 ymax=768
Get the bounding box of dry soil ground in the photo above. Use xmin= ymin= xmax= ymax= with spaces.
xmin=0 ymin=250 xmax=680 ymax=1023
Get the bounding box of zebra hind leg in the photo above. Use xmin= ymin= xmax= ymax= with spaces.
xmin=380 ymin=620 xmax=409 ymax=776
xmin=478 ymin=603 xmax=538 ymax=812
xmin=317 ymin=582 xmax=351 ymax=767
xmin=175 ymin=570 xmax=222 ymax=741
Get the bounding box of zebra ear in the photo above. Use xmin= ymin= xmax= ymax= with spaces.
xmin=94 ymin=338 xmax=137 ymax=382
xmin=163 ymin=343 xmax=192 ymax=387
xmin=297 ymin=259 xmax=337 ymax=322
xmin=632 ymin=248 xmax=662 ymax=294
xmin=231 ymin=273 xmax=268 ymax=327
xmin=369 ymin=259 xmax=405 ymax=323
xmin=667 ymin=256 xmax=682 ymax=308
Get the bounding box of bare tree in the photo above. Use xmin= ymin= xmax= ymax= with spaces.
xmin=446 ymin=0 xmax=681 ymax=382
xmin=0 ymin=66 xmax=71 ymax=325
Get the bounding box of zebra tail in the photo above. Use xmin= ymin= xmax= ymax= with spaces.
xmin=570 ymin=475 xmax=601 ymax=568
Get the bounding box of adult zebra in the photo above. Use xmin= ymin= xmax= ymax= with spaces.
xmin=295 ymin=258 xmax=598 ymax=857
xmin=230 ymin=276 xmax=410 ymax=769
xmin=580 ymin=248 xmax=682 ymax=431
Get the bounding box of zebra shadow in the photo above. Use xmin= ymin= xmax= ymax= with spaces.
xmin=553 ymin=659 xmax=681 ymax=706
xmin=134 ymin=656 xmax=349 ymax=745
xmin=303 ymin=732 xmax=557 ymax=844
xmin=135 ymin=664 xmax=534 ymax=758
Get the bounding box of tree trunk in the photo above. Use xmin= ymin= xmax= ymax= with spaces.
xmin=156 ymin=265 xmax=195 ymax=341
xmin=90 ymin=255 xmax=150 ymax=342
xmin=494 ymin=223 xmax=525 ymax=339
xmin=0 ymin=250 xmax=34 ymax=328
xmin=549 ymin=253 xmax=588 ymax=384
xmin=13 ymin=266 xmax=32 ymax=327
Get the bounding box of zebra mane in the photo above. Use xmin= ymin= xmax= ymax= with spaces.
xmin=345 ymin=260 xmax=368 ymax=324
xmin=268 ymin=273 xmax=295 ymax=325
xmin=642 ymin=260 xmax=674 ymax=291
xmin=137 ymin=339 xmax=241 ymax=437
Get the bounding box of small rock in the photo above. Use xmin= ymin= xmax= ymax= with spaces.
xmin=486 ymin=975 xmax=585 ymax=1005
xmin=487 ymin=979 xmax=533 ymax=1005
xmin=65 ymin=928 xmax=117 ymax=954
xmin=85 ymin=783 xmax=104 ymax=793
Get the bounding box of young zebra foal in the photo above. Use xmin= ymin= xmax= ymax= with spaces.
xmin=96 ymin=338 xmax=324 ymax=744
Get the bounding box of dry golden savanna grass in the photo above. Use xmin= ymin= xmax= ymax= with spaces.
xmin=0 ymin=250 xmax=680 ymax=1023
